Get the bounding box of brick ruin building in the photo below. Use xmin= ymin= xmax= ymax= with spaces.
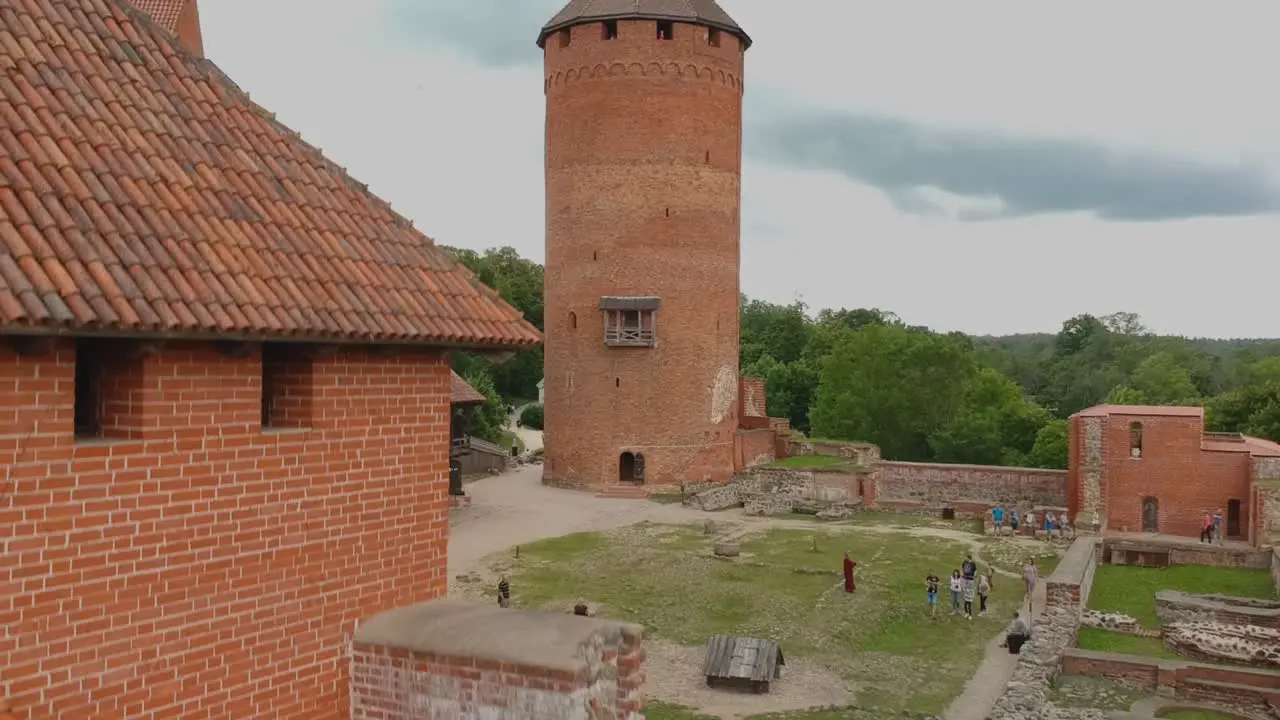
xmin=0 ymin=0 xmax=557 ymax=716
xmin=1068 ymin=404 xmax=1280 ymax=543
xmin=539 ymin=0 xmax=780 ymax=490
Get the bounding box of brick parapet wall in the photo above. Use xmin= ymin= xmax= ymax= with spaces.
xmin=1045 ymin=538 xmax=1100 ymax=610
xmin=1061 ymin=649 xmax=1280 ymax=714
xmin=350 ymin=600 xmax=644 ymax=719
xmin=0 ymin=339 xmax=451 ymax=719
xmin=873 ymin=461 xmax=1068 ymax=510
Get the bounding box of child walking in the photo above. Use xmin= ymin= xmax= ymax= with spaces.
xmin=962 ymin=577 xmax=976 ymax=619
xmin=925 ymin=571 xmax=940 ymax=617
xmin=949 ymin=570 xmax=963 ymax=615
xmin=978 ymin=571 xmax=991 ymax=616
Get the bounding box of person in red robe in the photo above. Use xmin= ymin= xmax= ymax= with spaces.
xmin=843 ymin=551 xmax=857 ymax=593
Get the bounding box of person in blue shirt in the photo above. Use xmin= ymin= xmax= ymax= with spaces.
xmin=992 ymin=506 xmax=1005 ymax=533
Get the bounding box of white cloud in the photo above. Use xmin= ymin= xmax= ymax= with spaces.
xmin=198 ymin=0 xmax=1280 ymax=337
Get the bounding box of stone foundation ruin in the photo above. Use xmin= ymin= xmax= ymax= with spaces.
xmin=1164 ymin=621 xmax=1280 ymax=667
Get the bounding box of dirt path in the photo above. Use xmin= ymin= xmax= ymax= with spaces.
xmin=448 ymin=467 xmax=1052 ymax=719
xmin=506 ymin=406 xmax=544 ymax=452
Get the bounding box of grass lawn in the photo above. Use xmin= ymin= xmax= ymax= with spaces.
xmin=1075 ymin=628 xmax=1179 ymax=659
xmin=644 ymin=702 xmax=718 ymax=720
xmin=494 ymin=524 xmax=1038 ymax=715
xmin=1157 ymin=710 xmax=1246 ymax=720
xmin=498 ymin=430 xmax=524 ymax=454
xmin=1087 ymin=564 xmax=1275 ymax=627
xmin=766 ymin=455 xmax=856 ymax=470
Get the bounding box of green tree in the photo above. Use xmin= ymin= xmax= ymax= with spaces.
xmin=444 ymin=245 xmax=545 ymax=401
xmin=520 ymin=403 xmax=544 ymax=430
xmin=928 ymin=368 xmax=1050 ymax=466
xmin=1128 ymin=351 xmax=1200 ymax=405
xmin=461 ymin=369 xmax=507 ymax=444
xmin=1026 ymin=419 xmax=1069 ymax=469
xmin=810 ymin=325 xmax=976 ymax=460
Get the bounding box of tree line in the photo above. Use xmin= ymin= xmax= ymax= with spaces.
xmin=446 ymin=246 xmax=1280 ymax=466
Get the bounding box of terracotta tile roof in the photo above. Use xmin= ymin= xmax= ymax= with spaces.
xmin=129 ymin=0 xmax=186 ymax=33
xmin=1072 ymin=405 xmax=1204 ymax=419
xmin=538 ymin=0 xmax=751 ymax=48
xmin=0 ymin=0 xmax=542 ymax=349
xmin=450 ymin=371 xmax=486 ymax=405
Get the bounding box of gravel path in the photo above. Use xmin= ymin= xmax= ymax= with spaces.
xmin=448 ymin=465 xmax=1052 ymax=719
xmin=506 ymin=406 xmax=544 ymax=452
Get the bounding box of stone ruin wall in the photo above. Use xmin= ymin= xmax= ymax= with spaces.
xmin=873 ymin=460 xmax=1068 ymax=515
xmin=988 ymin=537 xmax=1097 ymax=719
xmin=349 ymin=601 xmax=645 ymax=720
xmin=1076 ymin=416 xmax=1105 ymax=533
xmin=770 ymin=437 xmax=1069 ymax=518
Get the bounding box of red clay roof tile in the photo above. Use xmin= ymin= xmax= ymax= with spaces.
xmin=1071 ymin=404 xmax=1205 ymax=419
xmin=0 ymin=0 xmax=542 ymax=349
xmin=450 ymin=371 xmax=487 ymax=405
xmin=130 ymin=0 xmax=187 ymax=35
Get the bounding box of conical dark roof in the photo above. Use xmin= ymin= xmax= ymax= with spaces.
xmin=538 ymin=0 xmax=750 ymax=49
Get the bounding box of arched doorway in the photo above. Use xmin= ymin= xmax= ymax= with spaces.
xmin=1142 ymin=496 xmax=1159 ymax=533
xmin=619 ymin=452 xmax=645 ymax=483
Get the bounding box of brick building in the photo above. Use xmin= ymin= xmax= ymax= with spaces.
xmin=0 ymin=1 xmax=540 ymax=718
xmin=539 ymin=0 xmax=777 ymax=488
xmin=1068 ymin=405 xmax=1280 ymax=542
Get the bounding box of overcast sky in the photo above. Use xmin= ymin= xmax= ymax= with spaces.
xmin=200 ymin=1 xmax=1280 ymax=338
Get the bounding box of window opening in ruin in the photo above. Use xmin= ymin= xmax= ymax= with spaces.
xmin=708 ymin=28 xmax=721 ymax=46
xmin=1141 ymin=496 xmax=1158 ymax=533
xmin=593 ymin=251 xmax=598 ymax=261
xmin=569 ymin=311 xmax=577 ymax=329
xmin=615 ymin=377 xmax=620 ymax=387
xmin=1228 ymin=499 xmax=1242 ymax=537
xmin=261 ymin=344 xmax=314 ymax=430
xmin=603 ymin=20 xmax=618 ymax=40
xmin=656 ymin=20 xmax=673 ymax=40
xmin=619 ymin=451 xmax=643 ymax=483
xmin=604 ymin=308 xmax=656 ymax=347
xmin=558 ymin=28 xmax=571 ymax=47
xmin=705 ymin=150 xmax=710 ymax=163
xmin=74 ymin=339 xmax=103 ymax=438
xmin=665 ymin=208 xmax=669 ymax=217
xmin=1129 ymin=422 xmax=1143 ymax=458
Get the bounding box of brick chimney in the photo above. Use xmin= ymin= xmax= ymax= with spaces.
xmin=131 ymin=0 xmax=204 ymax=57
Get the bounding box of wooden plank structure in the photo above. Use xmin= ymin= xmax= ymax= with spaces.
xmin=703 ymin=635 xmax=784 ymax=693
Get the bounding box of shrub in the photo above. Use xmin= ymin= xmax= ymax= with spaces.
xmin=521 ymin=403 xmax=544 ymax=430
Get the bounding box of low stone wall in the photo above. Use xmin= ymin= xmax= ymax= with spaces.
xmin=987 ymin=604 xmax=1081 ymax=719
xmin=988 ymin=538 xmax=1098 ymax=718
xmin=1060 ymin=649 xmax=1280 ymax=716
xmin=1102 ymin=538 xmax=1272 ymax=569
xmin=1081 ymin=609 xmax=1145 ymax=636
xmin=781 ymin=437 xmax=880 ymax=465
xmin=350 ymin=600 xmax=644 ymax=719
xmin=873 ymin=461 xmax=1068 ymax=511
xmin=1273 ymin=548 xmax=1280 ymax=593
xmin=688 ymin=467 xmax=867 ymax=514
xmin=1156 ymin=591 xmax=1280 ymax=629
xmin=1046 ymin=538 xmax=1100 ymax=610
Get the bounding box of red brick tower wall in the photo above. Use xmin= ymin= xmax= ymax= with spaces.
xmin=0 ymin=340 xmax=449 ymax=719
xmin=541 ymin=19 xmax=747 ymax=487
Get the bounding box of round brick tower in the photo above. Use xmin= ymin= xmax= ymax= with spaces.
xmin=538 ymin=1 xmax=751 ymax=488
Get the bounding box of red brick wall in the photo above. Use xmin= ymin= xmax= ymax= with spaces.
xmin=1098 ymin=414 xmax=1252 ymax=537
xmin=872 ymin=461 xmax=1068 ymax=510
xmin=0 ymin=339 xmax=450 ymax=719
xmin=733 ymin=428 xmax=775 ymax=471
xmin=349 ymin=624 xmax=644 ymax=718
xmin=1061 ymin=649 xmax=1280 ymax=707
xmin=738 ymin=377 xmax=768 ymax=430
xmin=176 ymin=0 xmax=203 ymax=56
xmin=541 ymin=19 xmax=745 ymax=488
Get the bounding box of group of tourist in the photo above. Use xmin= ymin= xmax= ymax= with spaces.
xmin=921 ymin=555 xmax=1038 ymax=654
xmin=1200 ymin=508 xmax=1225 ymax=544
xmin=991 ymin=505 xmax=1072 ymax=540
xmin=923 ymin=554 xmax=993 ymax=620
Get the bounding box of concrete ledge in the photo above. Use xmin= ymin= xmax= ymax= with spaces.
xmin=354 ymin=599 xmax=643 ymax=672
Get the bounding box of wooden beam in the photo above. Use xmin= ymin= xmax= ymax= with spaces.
xmin=7 ymin=336 xmax=57 ymax=357
xmin=301 ymin=343 xmax=340 ymax=360
xmin=214 ymin=341 xmax=257 ymax=358
xmin=129 ymin=340 xmax=167 ymax=359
